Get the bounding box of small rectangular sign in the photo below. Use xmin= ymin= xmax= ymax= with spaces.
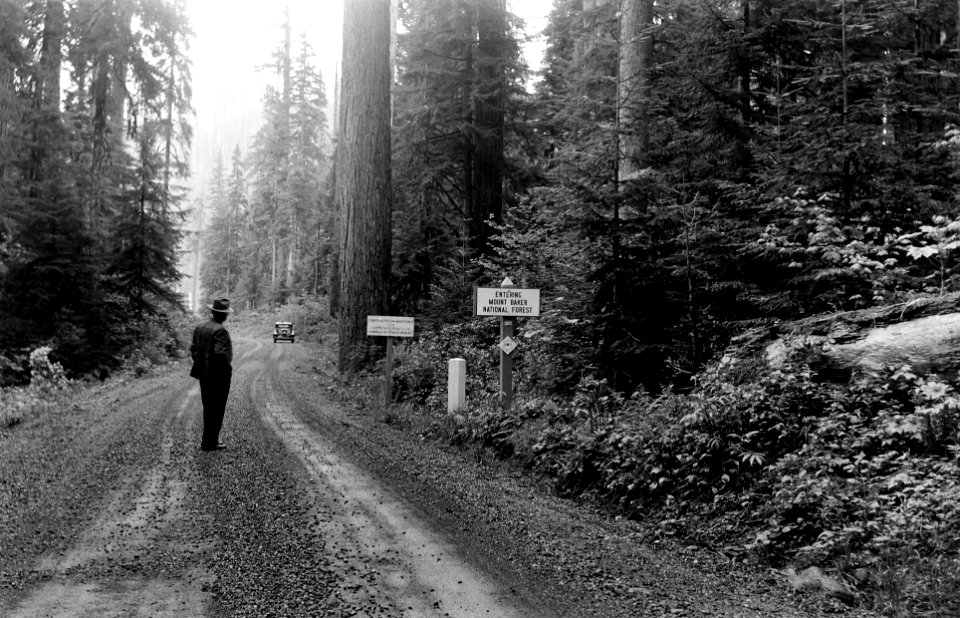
xmin=475 ymin=287 xmax=541 ymax=317
xmin=366 ymin=315 xmax=415 ymax=337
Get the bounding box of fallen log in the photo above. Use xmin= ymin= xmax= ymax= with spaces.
xmin=726 ymin=292 xmax=960 ymax=379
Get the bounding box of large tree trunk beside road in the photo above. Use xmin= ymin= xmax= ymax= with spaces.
xmin=336 ymin=0 xmax=393 ymax=372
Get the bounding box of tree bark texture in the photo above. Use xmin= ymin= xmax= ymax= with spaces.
xmin=328 ymin=70 xmax=341 ymax=318
xmin=40 ymin=0 xmax=64 ymax=112
xmin=336 ymin=0 xmax=392 ymax=372
xmin=328 ymin=166 xmax=341 ymax=317
xmin=28 ymin=0 xmax=64 ymax=186
xmin=282 ymin=7 xmax=296 ymax=287
xmin=617 ymin=0 xmax=652 ymax=183
xmin=86 ymin=0 xmax=129 ymax=241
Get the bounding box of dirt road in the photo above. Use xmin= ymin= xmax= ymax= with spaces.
xmin=0 ymin=334 xmax=861 ymax=617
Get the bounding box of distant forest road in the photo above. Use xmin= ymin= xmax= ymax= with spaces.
xmin=0 ymin=336 xmax=860 ymax=617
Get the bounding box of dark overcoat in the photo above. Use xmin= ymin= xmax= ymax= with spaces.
xmin=190 ymin=319 xmax=233 ymax=380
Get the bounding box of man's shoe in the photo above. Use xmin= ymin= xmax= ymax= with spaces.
xmin=201 ymin=442 xmax=227 ymax=452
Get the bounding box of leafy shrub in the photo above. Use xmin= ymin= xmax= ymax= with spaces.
xmin=898 ymin=215 xmax=960 ymax=294
xmin=392 ymin=319 xmax=501 ymax=409
xmin=750 ymin=368 xmax=960 ymax=577
xmin=386 ymin=276 xmax=960 ymax=612
xmin=518 ymin=310 xmax=602 ymax=395
xmin=408 ymin=348 xmax=960 ymax=611
xmin=28 ymin=346 xmax=67 ymax=386
xmin=0 ymin=349 xmax=30 ymax=386
xmin=756 ymin=192 xmax=901 ymax=310
xmin=427 ymin=403 xmax=525 ymax=460
xmin=1 ymin=345 xmax=76 ymax=428
xmin=525 ymin=358 xmax=830 ymax=512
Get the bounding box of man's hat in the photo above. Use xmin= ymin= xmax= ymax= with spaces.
xmin=209 ymin=297 xmax=232 ymax=313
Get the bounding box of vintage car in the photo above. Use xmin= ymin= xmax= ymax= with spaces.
xmin=273 ymin=322 xmax=296 ymax=343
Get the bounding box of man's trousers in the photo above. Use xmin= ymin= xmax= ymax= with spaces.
xmin=199 ymin=375 xmax=231 ymax=450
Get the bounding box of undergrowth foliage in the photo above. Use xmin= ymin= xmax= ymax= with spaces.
xmin=392 ymin=322 xmax=960 ymax=612
xmin=392 ymin=319 xmax=502 ymax=409
xmin=1 ymin=346 xmax=75 ymax=428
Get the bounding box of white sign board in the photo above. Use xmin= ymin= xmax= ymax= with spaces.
xmin=366 ymin=315 xmax=415 ymax=338
xmin=475 ymin=287 xmax=541 ymax=317
xmin=498 ymin=336 xmax=519 ymax=355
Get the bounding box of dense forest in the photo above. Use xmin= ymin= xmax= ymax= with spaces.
xmin=0 ymin=0 xmax=191 ymax=378
xmin=4 ymin=0 xmax=960 ymax=612
xmin=6 ymin=0 xmax=960 ymax=386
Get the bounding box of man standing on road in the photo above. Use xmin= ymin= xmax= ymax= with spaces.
xmin=190 ymin=297 xmax=234 ymax=451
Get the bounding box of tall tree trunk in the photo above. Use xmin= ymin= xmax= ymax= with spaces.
xmin=610 ymin=0 xmax=652 ymax=317
xmin=286 ymin=232 xmax=295 ymax=290
xmin=29 ymin=0 xmax=65 ymax=186
xmin=163 ymin=60 xmax=174 ymax=215
xmin=469 ymin=0 xmax=506 ymax=256
xmin=329 ymin=208 xmax=341 ymax=316
xmin=192 ymin=198 xmax=203 ymax=311
xmin=739 ymin=0 xmax=751 ymax=125
xmin=282 ymin=7 xmax=295 ymax=287
xmin=839 ymin=0 xmax=851 ymax=216
xmin=390 ymin=0 xmax=398 ymax=125
xmin=87 ymin=0 xmax=129 ymax=246
xmin=39 ymin=0 xmax=64 ymax=112
xmin=617 ymin=0 xmax=652 ymax=184
xmin=329 ymin=68 xmax=341 ymax=318
xmin=462 ymin=13 xmax=475 ymax=253
xmin=337 ymin=0 xmax=392 ymax=372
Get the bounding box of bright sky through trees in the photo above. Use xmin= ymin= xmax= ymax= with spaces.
xmin=188 ymin=0 xmax=341 ymax=134
xmin=186 ymin=0 xmax=551 ymax=147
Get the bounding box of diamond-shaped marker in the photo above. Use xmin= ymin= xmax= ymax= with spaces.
xmin=498 ymin=336 xmax=519 ymax=355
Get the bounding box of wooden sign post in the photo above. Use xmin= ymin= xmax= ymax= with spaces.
xmin=501 ymin=310 xmax=515 ymax=409
xmin=366 ymin=316 xmax=415 ymax=408
xmin=475 ymin=277 xmax=541 ymax=409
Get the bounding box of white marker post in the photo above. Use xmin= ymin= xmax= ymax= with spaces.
xmin=448 ymin=358 xmax=466 ymax=413
xmin=475 ymin=277 xmax=541 ymax=409
xmin=366 ymin=316 xmax=415 ymax=408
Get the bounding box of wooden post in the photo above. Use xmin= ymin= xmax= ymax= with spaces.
xmin=500 ymin=276 xmax=515 ymax=409
xmin=475 ymin=278 xmax=540 ymax=410
xmin=500 ymin=317 xmax=514 ymax=409
xmin=384 ymin=336 xmax=393 ymax=408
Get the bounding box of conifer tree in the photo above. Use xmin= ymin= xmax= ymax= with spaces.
xmin=225 ymin=146 xmax=246 ymax=295
xmin=392 ymin=0 xmax=527 ymax=318
xmin=247 ymin=86 xmax=288 ymax=301
xmin=200 ymin=151 xmax=234 ymax=296
xmin=104 ymin=120 xmax=185 ymax=325
xmin=102 ymin=0 xmax=191 ymax=335
xmin=526 ymin=0 xmax=960 ymax=391
xmin=288 ymin=34 xmax=329 ymax=294
xmin=0 ymin=0 xmax=105 ymax=374
xmin=200 ymin=145 xmax=245 ymax=302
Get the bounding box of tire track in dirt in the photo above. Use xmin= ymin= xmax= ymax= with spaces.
xmin=247 ymin=342 xmax=540 ymax=618
xmin=7 ymin=380 xmax=212 ymax=617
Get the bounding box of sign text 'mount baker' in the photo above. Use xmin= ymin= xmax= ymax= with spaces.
xmin=475 ymin=287 xmax=541 ymax=317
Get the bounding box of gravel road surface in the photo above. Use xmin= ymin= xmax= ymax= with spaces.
xmin=0 ymin=334 xmax=877 ymax=617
